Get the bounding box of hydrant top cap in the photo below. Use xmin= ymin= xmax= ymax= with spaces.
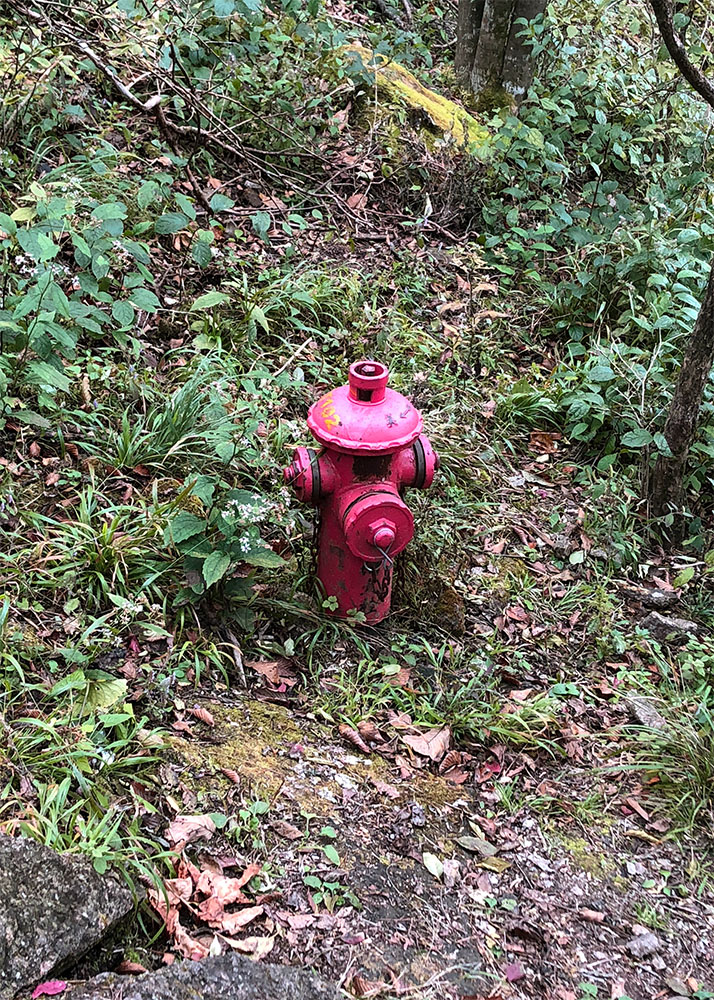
xmin=307 ymin=359 xmax=423 ymax=454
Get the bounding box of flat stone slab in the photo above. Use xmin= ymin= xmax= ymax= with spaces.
xmin=67 ymin=954 xmax=342 ymax=1000
xmin=0 ymin=833 xmax=133 ymax=1000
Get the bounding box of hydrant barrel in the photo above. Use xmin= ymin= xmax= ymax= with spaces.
xmin=284 ymin=361 xmax=437 ymax=623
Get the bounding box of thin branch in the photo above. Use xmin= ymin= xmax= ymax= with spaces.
xmin=648 ymin=0 xmax=714 ymax=110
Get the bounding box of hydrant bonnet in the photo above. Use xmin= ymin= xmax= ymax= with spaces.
xmin=307 ymin=360 xmax=423 ymax=454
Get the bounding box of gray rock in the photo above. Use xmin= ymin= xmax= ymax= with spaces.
xmin=642 ymin=589 xmax=680 ymax=610
xmin=67 ymin=954 xmax=342 ymax=1000
xmin=640 ymin=612 xmax=700 ymax=641
xmin=626 ymin=931 xmax=661 ymax=959
xmin=0 ymin=833 xmax=133 ymax=1000
xmin=625 ymin=695 xmax=668 ymax=731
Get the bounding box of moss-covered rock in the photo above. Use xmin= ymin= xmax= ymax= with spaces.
xmin=345 ymin=44 xmax=491 ymax=156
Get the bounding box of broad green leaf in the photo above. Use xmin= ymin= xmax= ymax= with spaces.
xmin=175 ymin=192 xmax=197 ymax=220
xmin=0 ymin=212 xmax=16 ymax=235
xmin=251 ymin=211 xmax=271 ymax=241
xmin=191 ymin=290 xmax=230 ymax=310
xmin=323 ymin=844 xmax=340 ymax=865
xmin=10 ymin=206 xmax=37 ymax=222
xmin=209 ymin=193 xmax=235 ymax=212
xmin=621 ymin=428 xmax=653 ymax=448
xmin=12 ymin=409 xmax=51 ymax=429
xmin=26 ymin=360 xmax=71 ymax=392
xmin=673 ymin=566 xmax=695 ymax=588
xmin=165 ymin=511 xmax=205 ymax=544
xmin=243 ymin=546 xmax=284 ymax=568
xmin=129 ymin=287 xmax=161 ymax=313
xmin=85 ymin=677 xmax=127 ymax=711
xmin=112 ymin=300 xmax=136 ymax=328
xmin=251 ymin=305 xmax=269 ymax=333
xmin=137 ymin=180 xmax=159 ymax=211
xmin=91 ymin=202 xmax=126 ymax=220
xmin=155 ymin=212 xmax=189 ymax=234
xmin=203 ymin=550 xmax=231 ymax=588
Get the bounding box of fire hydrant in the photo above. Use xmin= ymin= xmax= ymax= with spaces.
xmin=283 ymin=361 xmax=438 ymax=623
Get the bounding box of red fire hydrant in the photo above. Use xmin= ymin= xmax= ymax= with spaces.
xmin=283 ymin=361 xmax=438 ymax=623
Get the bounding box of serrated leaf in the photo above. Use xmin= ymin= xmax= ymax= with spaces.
xmin=422 ymin=852 xmax=444 ymax=880
xmin=155 ymin=212 xmax=189 ymax=235
xmin=26 ymin=360 xmax=70 ymax=392
xmin=166 ymin=511 xmax=205 ymax=544
xmin=243 ymin=546 xmax=284 ymax=568
xmin=191 ymin=290 xmax=230 ymax=310
xmin=202 ymin=550 xmax=231 ymax=588
xmin=111 ymin=300 xmax=135 ymax=328
xmin=129 ymin=287 xmax=161 ymax=313
xmin=621 ymin=428 xmax=653 ymax=448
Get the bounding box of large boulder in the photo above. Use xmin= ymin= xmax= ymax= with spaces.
xmin=0 ymin=833 xmax=133 ymax=1000
xmin=67 ymin=954 xmax=342 ymax=1000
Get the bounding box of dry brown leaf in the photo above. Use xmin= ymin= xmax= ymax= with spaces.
xmin=223 ymin=935 xmax=275 ymax=959
xmin=287 ymin=913 xmax=315 ymax=929
xmin=189 ymin=705 xmax=215 ymax=727
xmin=346 ymin=192 xmax=368 ymax=212
xmin=338 ymin=723 xmax=371 ymax=754
xmin=271 ymin=820 xmax=303 ymax=841
xmin=29 ymin=442 xmax=41 ymax=458
xmin=370 ymin=777 xmax=400 ymax=799
xmin=208 ymin=904 xmax=264 ymax=934
xmin=221 ymin=768 xmax=240 ymax=784
xmin=115 ymin=960 xmax=148 ymax=975
xmin=402 ymin=726 xmax=451 ymax=762
xmin=356 ymin=719 xmax=385 ymax=743
xmin=45 ymin=472 xmax=59 ymax=487
xmin=246 ymin=658 xmax=297 ymax=688
xmin=165 ymin=814 xmax=216 ymax=848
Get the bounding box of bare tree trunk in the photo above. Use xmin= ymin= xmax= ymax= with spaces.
xmin=651 ymin=264 xmax=714 ymax=528
xmin=470 ymin=0 xmax=515 ymax=105
xmin=455 ymin=0 xmax=486 ymax=85
xmin=501 ymin=0 xmax=546 ymax=104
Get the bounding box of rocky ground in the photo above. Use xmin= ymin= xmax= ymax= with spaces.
xmin=5 ymin=689 xmax=712 ymax=1000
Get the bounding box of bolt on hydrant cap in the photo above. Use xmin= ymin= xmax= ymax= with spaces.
xmin=307 ymin=359 xmax=423 ymax=454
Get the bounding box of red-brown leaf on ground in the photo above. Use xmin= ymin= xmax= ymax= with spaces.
xmin=271 ymin=819 xmax=303 ymax=840
xmin=222 ymin=935 xmax=275 ymax=959
xmin=529 ymin=430 xmax=562 ymax=454
xmin=165 ymin=814 xmax=216 ymax=848
xmin=370 ymin=777 xmax=400 ymax=799
xmin=208 ymin=905 xmax=264 ymax=935
xmin=31 ymin=982 xmax=67 ymax=998
xmin=338 ymin=723 xmax=371 ymax=754
xmin=349 ymin=975 xmax=388 ymax=998
xmin=188 ymin=705 xmax=215 ymax=727
xmin=246 ymin=658 xmax=297 ymax=688
xmin=346 ymin=192 xmax=368 ymax=212
xmin=402 ymin=726 xmax=451 ymax=762
xmin=356 ymin=719 xmax=385 ymax=743
xmin=221 ymin=768 xmax=241 ymax=784
xmin=387 ymin=710 xmax=414 ymax=730
xmin=115 ymin=960 xmax=148 ymax=975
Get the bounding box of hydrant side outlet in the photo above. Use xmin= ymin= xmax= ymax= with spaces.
xmin=284 ymin=361 xmax=438 ymax=623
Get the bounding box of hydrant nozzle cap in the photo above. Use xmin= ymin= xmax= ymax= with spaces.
xmin=348 ymin=360 xmax=389 ymax=403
